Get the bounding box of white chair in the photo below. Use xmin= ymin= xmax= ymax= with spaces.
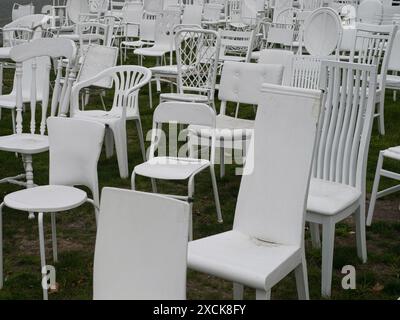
xmin=0 ymin=38 xmax=77 ymax=194
xmin=159 ymin=28 xmax=221 ymax=110
xmin=258 ymin=48 xmax=294 ymax=85
xmin=93 ymin=187 xmax=189 ymax=300
xmin=188 ymin=83 xmax=322 ymax=300
xmin=12 ymin=3 xmax=35 ymax=21
xmin=189 ymin=61 xmax=284 ymax=178
xmin=71 ymin=65 xmax=152 ymax=179
xmin=218 ymin=29 xmax=256 ymax=64
xmin=131 ymin=102 xmax=223 ymax=240
xmin=366 ymin=146 xmax=400 ymax=226
xmin=118 ymin=4 xmax=143 ymax=60
xmin=120 ymin=12 xmax=157 ymax=63
xmin=357 ymin=0 xmax=383 ymax=24
xmin=134 ymin=10 xmax=181 ymax=66
xmin=307 ymin=60 xmax=378 ymax=297
xmin=0 ymin=116 xmax=105 ymax=300
xmin=350 ymin=23 xmax=397 ymax=136
xmin=383 ymin=30 xmax=400 ymax=102
xmin=300 ymin=7 xmax=343 ymax=57
xmin=182 ymin=4 xmax=204 ymax=26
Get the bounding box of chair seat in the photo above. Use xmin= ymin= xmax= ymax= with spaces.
xmin=189 ymin=115 xmax=254 ymax=140
xmin=74 ymin=108 xmax=138 ymax=121
xmin=307 ymin=178 xmax=361 ymax=216
xmin=0 ymin=47 xmax=11 ymax=59
xmin=121 ymin=40 xmax=151 ymax=48
xmin=134 ymin=156 xmax=210 ymax=180
xmin=150 ymin=65 xmax=178 ymax=75
xmin=160 ymin=93 xmax=209 ymax=103
xmin=251 ymin=51 xmax=260 ymax=61
xmin=0 ymin=134 xmax=49 ymax=154
xmin=4 ymin=185 xmax=87 ymax=213
xmin=188 ymin=230 xmax=302 ymax=290
xmin=219 ymin=55 xmax=247 ymax=63
xmin=134 ymin=45 xmax=172 ymax=57
xmin=0 ymin=94 xmax=17 ymax=108
xmin=385 ymin=74 xmax=400 ymax=88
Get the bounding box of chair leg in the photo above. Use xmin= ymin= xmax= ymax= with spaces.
xmin=310 ymin=222 xmax=321 ymax=248
xmin=220 ymin=144 xmax=225 ymax=179
xmin=38 ymin=212 xmax=48 ymax=300
xmin=355 ymin=205 xmax=367 ymax=263
xmin=256 ymin=289 xmax=271 ymax=300
xmin=110 ymin=123 xmax=129 ymax=179
xmin=377 ymin=100 xmax=385 ymax=136
xmin=51 ymin=213 xmax=58 ymax=263
xmin=210 ymin=166 xmax=223 ymax=223
xmin=367 ymin=152 xmax=384 ymax=226
xmin=24 ymin=155 xmax=35 ymax=220
xmin=188 ymin=176 xmax=195 ymax=241
xmin=148 ymin=81 xmax=153 ymax=109
xmin=134 ymin=119 xmax=146 ymax=162
xmin=321 ymin=219 xmax=335 ymax=297
xmin=233 ymin=283 xmax=244 ymax=300
xmin=11 ymin=109 xmax=16 ymax=134
xmin=294 ymin=252 xmax=310 ymax=300
xmin=104 ymin=128 xmax=115 ymax=159
xmin=0 ymin=203 xmax=4 ymax=290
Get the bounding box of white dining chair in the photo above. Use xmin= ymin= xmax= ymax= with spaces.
xmin=0 ymin=116 xmax=105 ymax=300
xmin=93 ymin=187 xmax=189 ymax=300
xmin=71 ymin=65 xmax=152 ymax=179
xmin=131 ymin=101 xmax=223 ymax=240
xmin=188 ymin=83 xmax=323 ymax=300
xmin=307 ymin=60 xmax=378 ymax=297
xmin=0 ymin=38 xmax=77 ymax=198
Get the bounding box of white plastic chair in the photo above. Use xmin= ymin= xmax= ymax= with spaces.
xmin=0 ymin=38 xmax=77 ymax=194
xmin=307 ymin=60 xmax=378 ymax=297
xmin=131 ymin=102 xmax=223 ymax=240
xmin=159 ymin=28 xmax=221 ymax=110
xmin=119 ymin=4 xmax=144 ymax=60
xmin=134 ymin=10 xmax=181 ymax=66
xmin=189 ymin=61 xmax=284 ymax=178
xmin=0 ymin=116 xmax=105 ymax=300
xmin=93 ymin=187 xmax=189 ymax=300
xmin=71 ymin=65 xmax=152 ymax=179
xmin=12 ymin=3 xmax=35 ymax=21
xmin=188 ymin=83 xmax=322 ymax=300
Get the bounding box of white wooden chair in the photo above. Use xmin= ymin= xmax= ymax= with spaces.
xmin=71 ymin=65 xmax=152 ymax=179
xmin=159 ymin=28 xmax=221 ymax=110
xmin=0 ymin=116 xmax=105 ymax=300
xmin=131 ymin=102 xmax=223 ymax=240
xmin=350 ymin=23 xmax=397 ymax=136
xmin=382 ymin=30 xmax=400 ymax=102
xmin=93 ymin=187 xmax=189 ymax=300
xmin=0 ymin=38 xmax=77 ymax=196
xmin=188 ymin=83 xmax=322 ymax=300
xmin=307 ymin=60 xmax=378 ymax=297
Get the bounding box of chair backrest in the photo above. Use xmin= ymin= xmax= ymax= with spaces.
xmin=388 ymin=28 xmax=400 ymax=72
xmin=93 ymin=187 xmax=189 ymax=300
xmin=273 ymin=0 xmax=294 ymax=22
xmin=139 ymin=12 xmax=158 ymax=42
xmin=219 ymin=29 xmax=255 ymax=62
xmin=150 ymin=102 xmax=216 ymax=161
xmin=122 ymin=5 xmax=143 ymax=37
xmin=175 ymin=28 xmax=221 ymax=100
xmin=357 ymin=0 xmax=383 ymax=24
xmin=302 ymin=7 xmax=343 ymax=57
xmin=47 ymin=117 xmax=104 ymax=207
xmin=351 ymin=23 xmax=397 ymax=88
xmin=300 ymin=0 xmax=323 ymax=10
xmin=290 ymin=55 xmax=323 ymax=90
xmin=218 ymin=61 xmax=284 ymax=115
xmin=258 ymin=49 xmax=294 ymax=86
xmin=233 ymin=83 xmax=322 ymax=246
xmin=203 ymin=3 xmax=224 ymax=21
xmin=77 ymin=45 xmax=119 ymax=88
xmin=313 ymin=60 xmax=377 ymax=193
xmin=153 ymin=10 xmax=181 ymax=46
xmin=182 ymin=4 xmax=204 ymax=25
xmin=89 ymin=0 xmax=110 ymax=14
xmin=144 ymin=0 xmax=165 ymax=13
xmin=12 ymin=3 xmax=35 ymax=21
xmin=67 ymin=0 xmax=90 ymax=24
xmin=10 ymin=38 xmax=77 ymax=135
xmin=71 ymin=65 xmax=152 ymax=118
xmin=77 ymin=22 xmax=110 ymax=57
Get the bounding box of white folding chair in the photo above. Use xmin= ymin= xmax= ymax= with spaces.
xmin=307 ymin=60 xmax=378 ymax=297
xmin=131 ymin=102 xmax=223 ymax=240
xmin=93 ymin=187 xmax=189 ymax=300
xmin=188 ymin=83 xmax=322 ymax=300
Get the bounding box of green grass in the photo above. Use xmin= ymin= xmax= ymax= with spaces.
xmin=0 ymin=55 xmax=399 ymax=300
